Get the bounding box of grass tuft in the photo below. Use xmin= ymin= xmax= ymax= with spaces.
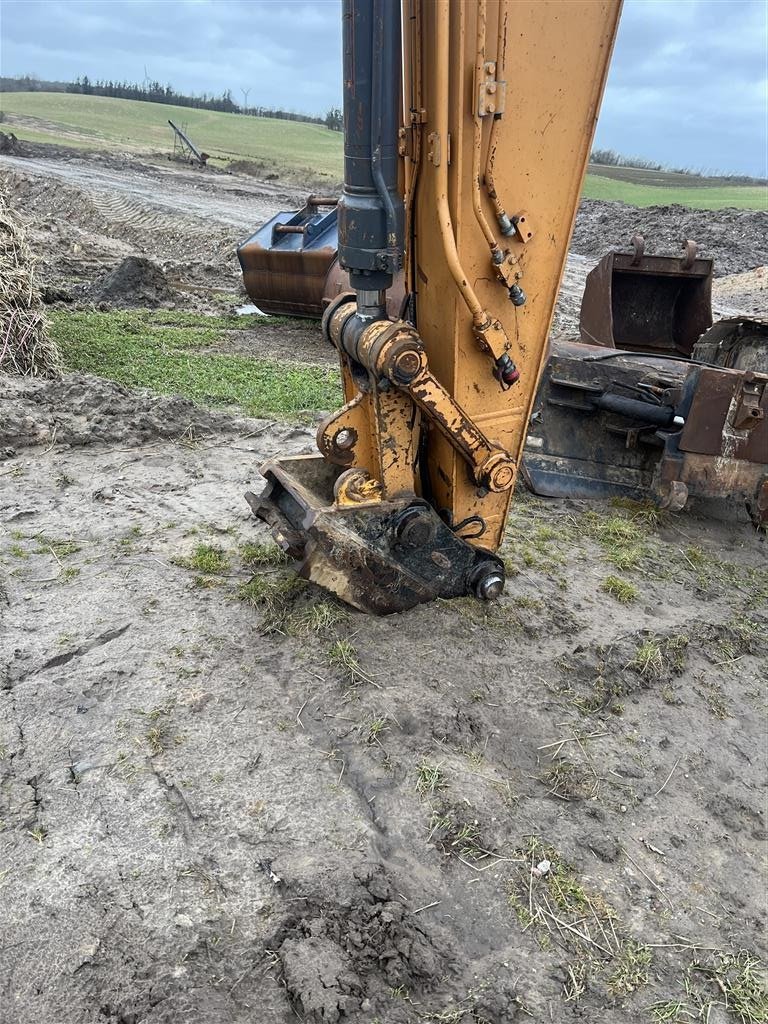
xmin=415 ymin=761 xmax=447 ymax=798
xmin=174 ymin=543 xmax=230 ymax=574
xmin=601 ymin=575 xmax=639 ymax=604
xmin=239 ymin=540 xmax=288 ymax=569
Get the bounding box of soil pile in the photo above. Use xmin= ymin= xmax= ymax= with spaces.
xmin=0 ymin=372 xmax=267 ymax=451
xmin=573 ymin=199 xmax=768 ymax=276
xmin=87 ymin=255 xmax=174 ymax=308
xmin=0 ymin=131 xmax=24 ymax=156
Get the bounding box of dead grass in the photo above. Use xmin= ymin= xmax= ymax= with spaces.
xmin=649 ymin=950 xmax=768 ymax=1023
xmin=508 ymin=837 xmax=651 ymax=1001
xmin=0 ymin=194 xmax=61 ymax=377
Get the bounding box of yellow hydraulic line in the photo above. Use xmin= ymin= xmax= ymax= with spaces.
xmin=484 ymin=0 xmax=510 ymax=230
xmin=472 ymin=0 xmax=503 ymax=259
xmin=433 ymin=0 xmax=487 ymax=328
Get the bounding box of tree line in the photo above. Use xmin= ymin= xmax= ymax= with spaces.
xmin=1 ymin=74 xmax=343 ymax=129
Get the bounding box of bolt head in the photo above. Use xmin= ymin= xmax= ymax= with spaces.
xmin=471 ymin=565 xmax=505 ymax=601
xmin=334 ymin=427 xmax=356 ymax=451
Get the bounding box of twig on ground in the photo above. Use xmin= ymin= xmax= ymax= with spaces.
xmin=654 ymin=756 xmax=681 ymax=797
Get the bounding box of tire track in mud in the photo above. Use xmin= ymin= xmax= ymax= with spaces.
xmin=0 ymin=154 xmax=296 ymax=232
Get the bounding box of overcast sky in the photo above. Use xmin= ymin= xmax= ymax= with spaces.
xmin=2 ymin=0 xmax=766 ymax=177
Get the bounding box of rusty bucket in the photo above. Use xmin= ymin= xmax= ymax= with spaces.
xmin=237 ymin=196 xmax=341 ymax=318
xmin=579 ymin=236 xmax=714 ymax=357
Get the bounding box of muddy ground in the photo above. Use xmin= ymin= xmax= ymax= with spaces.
xmin=1 ymin=137 xmax=767 ymax=327
xmin=1 ymin=144 xmax=767 ymax=1024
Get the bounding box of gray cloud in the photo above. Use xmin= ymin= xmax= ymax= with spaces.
xmin=2 ymin=0 xmax=766 ymax=176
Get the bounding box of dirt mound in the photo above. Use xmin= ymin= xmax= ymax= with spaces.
xmin=273 ymin=863 xmax=444 ymax=1022
xmin=88 ymin=255 xmax=174 ymax=308
xmin=572 ymin=199 xmax=768 ymax=277
xmin=0 ymin=372 xmax=259 ymax=451
xmin=0 ymin=131 xmax=24 ymax=156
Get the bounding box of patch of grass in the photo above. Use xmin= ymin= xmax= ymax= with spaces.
xmin=647 ymin=1001 xmax=688 ymax=1023
xmin=508 ymin=837 xmax=651 ymax=1001
xmin=585 ymin=510 xmax=651 ymax=572
xmin=609 ymin=497 xmax=666 ymax=527
xmin=704 ymin=680 xmax=730 ymax=720
xmin=49 ymin=310 xmax=342 ymax=420
xmin=629 ymin=638 xmax=665 ymax=678
xmin=25 ymin=535 xmax=80 ymax=558
xmin=601 ymin=575 xmax=639 ymax=604
xmin=427 ymin=808 xmax=485 ymax=860
xmin=502 ymin=515 xmax=574 ymax=576
xmin=239 ymin=540 xmax=288 ymax=569
xmin=583 ymin=173 xmax=767 ymax=211
xmin=365 ymin=717 xmax=389 ymax=744
xmin=654 ymin=950 xmax=768 ymax=1024
xmin=238 ymin=571 xmax=345 ymax=638
xmin=540 ymin=759 xmax=595 ymax=801
xmin=0 ymin=92 xmax=345 ymax=180
xmin=238 ymin=572 xmax=303 ymax=613
xmin=691 ymin=951 xmax=768 ymax=1023
xmin=327 ymin=637 xmax=376 ymax=687
xmin=173 ymin=543 xmax=230 ymax=574
xmin=628 ymin=634 xmax=689 ymax=679
xmin=608 ymin=939 xmax=652 ymax=995
xmin=415 ymin=761 xmax=446 ymax=798
xmin=193 ymin=575 xmax=222 ymax=589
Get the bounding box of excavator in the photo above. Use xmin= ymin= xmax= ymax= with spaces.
xmin=241 ymin=0 xmax=768 ymax=615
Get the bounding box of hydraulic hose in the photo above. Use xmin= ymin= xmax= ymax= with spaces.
xmin=434 ymin=0 xmax=487 ymax=328
xmin=472 ymin=0 xmax=503 ymax=259
xmin=484 ymin=0 xmax=515 ymax=235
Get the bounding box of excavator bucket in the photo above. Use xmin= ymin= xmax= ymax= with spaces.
xmin=524 ymin=237 xmax=768 ymax=525
xmin=579 ymin=236 xmax=713 ymax=356
xmin=237 ymin=198 xmax=404 ymax=320
xmin=237 ymin=196 xmax=345 ymax=318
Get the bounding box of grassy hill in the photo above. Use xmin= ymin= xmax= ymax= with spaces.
xmin=1 ymin=92 xmax=766 ymax=210
xmin=0 ymin=92 xmax=344 ymax=182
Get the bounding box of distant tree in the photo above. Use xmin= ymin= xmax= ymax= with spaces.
xmin=325 ymin=106 xmax=343 ymax=131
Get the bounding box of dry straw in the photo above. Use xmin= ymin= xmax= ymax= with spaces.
xmin=0 ymin=193 xmax=62 ymax=377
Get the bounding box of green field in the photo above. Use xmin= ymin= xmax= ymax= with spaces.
xmin=0 ymin=92 xmax=344 ymax=181
xmin=1 ymin=92 xmax=766 ymax=209
xmin=582 ymin=174 xmax=767 ymax=211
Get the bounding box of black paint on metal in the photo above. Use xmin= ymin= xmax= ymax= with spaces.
xmin=338 ymin=0 xmax=404 ymax=290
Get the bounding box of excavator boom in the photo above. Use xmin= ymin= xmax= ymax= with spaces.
xmin=249 ymin=0 xmax=622 ymax=613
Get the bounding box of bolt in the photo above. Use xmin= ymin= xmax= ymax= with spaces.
xmin=334 ymin=428 xmax=356 ymax=451
xmin=487 ymin=83 xmax=497 ymax=94
xmin=477 ymin=572 xmax=504 ymax=601
xmin=469 ymin=562 xmax=505 ymax=601
xmin=392 ymin=506 xmax=437 ymax=550
xmin=487 ymin=103 xmax=496 ymax=113
xmin=391 ymin=348 xmax=423 ymax=384
xmin=508 ymin=284 xmax=526 ymax=306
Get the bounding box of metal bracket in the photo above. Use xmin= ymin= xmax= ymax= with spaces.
xmin=731 ymin=377 xmax=766 ymax=431
xmin=428 ymin=131 xmax=441 ymax=167
xmin=477 ymin=61 xmax=506 ymax=117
